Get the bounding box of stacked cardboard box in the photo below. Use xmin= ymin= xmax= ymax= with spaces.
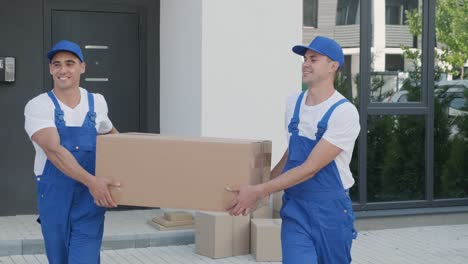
xmin=195 ymin=211 xmax=250 ymax=258
xmin=194 ymin=205 xmax=279 ymax=259
xmin=148 ymin=211 xmax=195 ymax=231
xmin=251 ymin=219 xmax=282 ymax=262
xmin=95 ymin=133 xmax=271 ymax=211
xmin=165 ymin=211 xmax=194 ymax=221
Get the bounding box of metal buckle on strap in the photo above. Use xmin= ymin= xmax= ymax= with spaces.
xmin=54 ymin=110 xmax=65 ymax=125
xmin=88 ymin=112 xmax=96 ymax=123
xmin=315 ymin=121 xmax=327 ymax=138
xmin=85 ymin=112 xmax=96 ymax=127
xmin=288 ymin=117 xmax=299 ymax=133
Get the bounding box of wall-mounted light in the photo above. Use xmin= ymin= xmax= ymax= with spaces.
xmin=0 ymin=57 xmax=15 ymax=82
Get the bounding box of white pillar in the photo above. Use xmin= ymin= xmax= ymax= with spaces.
xmin=160 ymin=0 xmax=203 ymax=136
xmin=372 ymin=0 xmax=386 ymax=72
xmin=160 ymin=0 xmax=302 ymax=164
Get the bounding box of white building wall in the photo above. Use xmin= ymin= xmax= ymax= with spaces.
xmin=160 ymin=0 xmax=203 ymax=137
xmin=161 ymin=0 xmax=302 ymax=164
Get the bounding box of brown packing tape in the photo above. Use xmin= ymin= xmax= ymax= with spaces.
xmin=252 ymin=141 xmax=271 ymax=169
xmin=249 ymin=168 xmax=264 ymax=185
xmin=263 ymin=153 xmax=272 ymax=167
xmin=249 ymin=167 xmax=271 ymax=185
xmin=261 ymin=140 xmax=272 ymax=153
xmin=253 ymin=141 xmax=272 ymax=184
xmin=262 ymin=166 xmax=271 ymax=183
xmin=262 ymin=141 xmax=272 ymax=168
xmin=254 ymin=154 xmax=264 ymax=168
xmin=253 ymin=153 xmax=272 ymax=169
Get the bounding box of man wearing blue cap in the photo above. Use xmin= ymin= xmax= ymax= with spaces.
xmin=227 ymin=36 xmax=360 ymax=264
xmin=24 ymin=40 xmax=120 ymax=263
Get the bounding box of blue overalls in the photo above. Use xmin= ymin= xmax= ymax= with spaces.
xmin=280 ymin=91 xmax=357 ymax=264
xmin=35 ymin=91 xmax=105 ymax=264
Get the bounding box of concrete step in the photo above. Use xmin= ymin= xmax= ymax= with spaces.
xmin=0 ymin=209 xmax=195 ymax=256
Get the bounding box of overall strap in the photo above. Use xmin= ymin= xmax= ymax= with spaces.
xmin=85 ymin=92 xmax=96 ymax=127
xmin=288 ymin=91 xmax=306 ymax=135
xmin=315 ymin=98 xmax=349 ymax=139
xmin=47 ymin=91 xmax=65 ymax=126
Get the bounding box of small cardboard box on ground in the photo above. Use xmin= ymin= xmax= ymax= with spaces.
xmin=164 ymin=211 xmax=194 ymax=221
xmin=195 ymin=211 xmax=250 ymax=258
xmin=251 ymin=219 xmax=282 ymax=262
xmin=147 ymin=211 xmax=195 ymax=231
xmin=95 ymin=133 xmax=271 ymax=211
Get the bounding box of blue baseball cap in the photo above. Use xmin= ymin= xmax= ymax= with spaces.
xmin=47 ymin=40 xmax=84 ymax=62
xmin=292 ymin=36 xmax=344 ymax=68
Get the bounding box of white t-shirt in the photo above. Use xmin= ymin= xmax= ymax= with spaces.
xmin=285 ymin=89 xmax=360 ymax=189
xmin=24 ymin=87 xmax=114 ymax=176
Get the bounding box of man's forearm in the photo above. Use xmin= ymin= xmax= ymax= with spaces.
xmin=44 ymin=146 xmax=95 ymax=187
xmin=259 ymin=139 xmax=342 ymax=197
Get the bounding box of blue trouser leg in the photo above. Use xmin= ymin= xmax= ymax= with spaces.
xmin=281 ymin=217 xmax=318 ymax=264
xmin=41 ymin=223 xmax=69 ymax=264
xmin=38 ymin=180 xmax=72 ymax=264
xmin=280 ymin=197 xmax=318 ymax=264
xmin=313 ymin=198 xmax=354 ymax=264
xmin=68 ymin=186 xmax=105 ymax=264
xmin=38 ymin=178 xmax=104 ymax=264
xmin=280 ymin=195 xmax=355 ymax=264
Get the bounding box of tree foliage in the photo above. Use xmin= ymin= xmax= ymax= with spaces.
xmin=407 ymin=0 xmax=468 ymax=78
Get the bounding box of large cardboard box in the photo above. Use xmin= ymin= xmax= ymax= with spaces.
xmin=195 ymin=211 xmax=250 ymax=258
xmin=95 ymin=133 xmax=271 ymax=211
xmin=251 ymin=219 xmax=282 ymax=262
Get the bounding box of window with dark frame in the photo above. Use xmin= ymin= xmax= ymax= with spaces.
xmin=385 ymin=54 xmax=405 ymax=71
xmin=385 ymin=0 xmax=418 ymax=25
xmin=336 ymin=0 xmax=360 ymax=25
xmin=303 ymin=0 xmax=318 ymax=27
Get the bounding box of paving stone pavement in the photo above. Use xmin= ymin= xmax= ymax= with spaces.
xmin=1 ymin=209 xmax=467 ymax=263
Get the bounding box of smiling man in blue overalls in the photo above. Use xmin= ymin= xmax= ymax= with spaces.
xmin=227 ymin=36 xmax=360 ymax=264
xmin=24 ymin=40 xmax=120 ymax=263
